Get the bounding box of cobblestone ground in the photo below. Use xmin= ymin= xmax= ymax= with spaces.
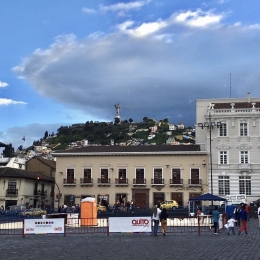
xmin=0 ymin=219 xmax=260 ymax=260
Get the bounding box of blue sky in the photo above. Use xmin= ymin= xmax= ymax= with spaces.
xmin=1 ymin=0 xmax=260 ymax=150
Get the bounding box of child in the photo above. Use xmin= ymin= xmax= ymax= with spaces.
xmin=227 ymin=215 xmax=237 ymax=235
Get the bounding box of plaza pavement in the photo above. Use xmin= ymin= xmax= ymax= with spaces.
xmin=0 ymin=218 xmax=259 ymax=260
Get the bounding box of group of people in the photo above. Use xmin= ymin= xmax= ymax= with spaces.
xmin=151 ymin=204 xmax=168 ymax=236
xmin=212 ymin=203 xmax=251 ymax=235
xmin=150 ymin=202 xmax=256 ymax=236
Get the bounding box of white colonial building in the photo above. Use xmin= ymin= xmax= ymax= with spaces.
xmin=195 ymin=92 xmax=260 ymax=203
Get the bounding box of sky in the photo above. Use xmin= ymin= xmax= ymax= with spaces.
xmin=1 ymin=0 xmax=260 ymax=150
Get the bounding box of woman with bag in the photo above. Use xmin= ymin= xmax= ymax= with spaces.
xmin=160 ymin=208 xmax=168 ymax=236
xmin=151 ymin=204 xmax=161 ymax=236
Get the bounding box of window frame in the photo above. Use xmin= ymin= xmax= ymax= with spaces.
xmin=239 ymin=176 xmax=251 ymax=195
xmin=240 ymin=150 xmax=249 ymax=164
xmin=219 ymin=151 xmax=228 ymax=164
xmin=219 ymin=123 xmax=227 ymax=137
xmin=218 ymin=176 xmax=230 ymax=195
xmin=239 ymin=122 xmax=248 ymax=136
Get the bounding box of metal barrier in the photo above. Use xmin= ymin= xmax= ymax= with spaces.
xmin=0 ymin=215 xmax=216 ymax=236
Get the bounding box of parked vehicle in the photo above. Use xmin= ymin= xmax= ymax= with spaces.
xmin=250 ymin=198 xmax=260 ymax=207
xmin=19 ymin=208 xmax=47 ymax=217
xmin=160 ymin=200 xmax=179 ymax=209
xmin=219 ymin=194 xmax=247 ymax=206
xmin=97 ymin=204 xmax=106 ymax=213
xmin=4 ymin=205 xmax=26 ymax=216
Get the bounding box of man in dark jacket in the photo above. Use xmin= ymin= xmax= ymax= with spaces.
xmin=238 ymin=205 xmax=248 ymax=235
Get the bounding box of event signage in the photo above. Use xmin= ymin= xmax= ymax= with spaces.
xmin=24 ymin=218 xmax=65 ymax=234
xmin=109 ymin=217 xmax=152 ymax=233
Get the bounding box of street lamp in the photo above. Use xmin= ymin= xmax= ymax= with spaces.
xmin=198 ymin=109 xmax=222 ymax=195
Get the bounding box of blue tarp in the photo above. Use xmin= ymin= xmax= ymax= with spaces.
xmin=189 ymin=193 xmax=226 ymax=201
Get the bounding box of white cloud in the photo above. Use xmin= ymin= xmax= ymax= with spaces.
xmin=0 ymin=98 xmax=27 ymax=106
xmin=174 ymin=9 xmax=224 ymax=27
xmin=100 ymin=0 xmax=150 ymax=13
xmin=82 ymin=7 xmax=97 ymax=14
xmin=12 ymin=10 xmax=260 ymax=127
xmin=118 ymin=19 xmax=167 ymax=37
xmin=0 ymin=81 xmax=8 ymax=88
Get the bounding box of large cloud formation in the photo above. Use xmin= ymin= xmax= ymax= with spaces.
xmin=13 ymin=9 xmax=260 ymax=126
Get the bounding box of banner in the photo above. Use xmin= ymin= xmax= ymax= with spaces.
xmin=109 ymin=217 xmax=152 ymax=233
xmin=24 ymin=218 xmax=65 ymax=234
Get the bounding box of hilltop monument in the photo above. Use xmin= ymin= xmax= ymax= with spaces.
xmin=114 ymin=103 xmax=121 ymax=124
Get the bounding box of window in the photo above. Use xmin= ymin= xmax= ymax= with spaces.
xmin=191 ymin=168 xmax=199 ymax=179
xmin=83 ymin=168 xmax=92 ymax=183
xmin=219 ymin=123 xmax=227 ymax=137
xmin=154 ymin=168 xmax=162 ymax=179
xmin=84 ymin=168 xmax=91 ymax=179
xmin=67 ymin=169 xmax=74 ymax=178
xmin=135 ymin=168 xmax=145 ymax=184
xmin=7 ymin=181 xmax=17 ymax=195
xmin=118 ymin=169 xmax=126 ymax=179
xmin=153 ymin=168 xmax=163 ymax=184
xmin=218 ymin=176 xmax=230 ymax=195
xmin=172 ymin=169 xmax=181 ymax=179
xmin=240 ymin=151 xmax=249 ymax=164
xmin=136 ymin=168 xmax=144 ymax=179
xmin=240 ymin=123 xmax=248 ymax=136
xmin=239 ymin=176 xmax=251 ymax=195
xmin=67 ymin=169 xmax=75 ymax=183
xmin=219 ymin=151 xmax=228 ymax=164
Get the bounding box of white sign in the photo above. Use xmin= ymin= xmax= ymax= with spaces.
xmin=67 ymin=213 xmax=79 ymax=225
xmin=109 ymin=217 xmax=152 ymax=233
xmin=24 ymin=218 xmax=65 ymax=234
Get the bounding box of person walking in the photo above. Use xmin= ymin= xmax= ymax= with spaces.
xmin=234 ymin=205 xmax=241 ymax=226
xmin=238 ymin=204 xmax=248 ymax=235
xmin=212 ymin=206 xmax=220 ymax=234
xmin=160 ymin=208 xmax=168 ymax=236
xmin=151 ymin=204 xmax=161 ymax=236
xmin=227 ymin=215 xmax=237 ymax=235
xmin=244 ymin=203 xmax=250 ymax=221
xmin=258 ymin=204 xmax=260 ymax=229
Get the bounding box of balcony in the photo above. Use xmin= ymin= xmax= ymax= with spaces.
xmin=80 ymin=178 xmax=93 ymax=186
xmin=6 ymin=189 xmax=18 ymax=197
xmin=115 ymin=178 xmax=128 ymax=186
xmin=133 ymin=178 xmax=146 ymax=186
xmin=34 ymin=190 xmax=47 ymax=196
xmin=63 ymin=178 xmax=76 ymax=186
xmin=151 ymin=178 xmax=164 ymax=186
xmin=98 ymin=178 xmax=110 ymax=187
xmin=188 ymin=179 xmax=202 ymax=186
xmin=238 ymin=164 xmax=251 ymax=171
xmin=170 ymin=179 xmax=183 ymax=186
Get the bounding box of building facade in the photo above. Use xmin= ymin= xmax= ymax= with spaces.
xmin=0 ymin=167 xmax=54 ymax=209
xmin=53 ymin=145 xmax=208 ymax=209
xmin=196 ymin=93 xmax=260 ymax=202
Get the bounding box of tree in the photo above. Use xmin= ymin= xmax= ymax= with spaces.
xmin=129 ymin=118 xmax=133 ymax=124
xmin=2 ymin=144 xmax=15 ymax=158
xmin=17 ymin=145 xmax=23 ymax=151
xmin=44 ymin=131 xmax=48 ymax=139
xmin=163 ymin=118 xmax=169 ymax=123
xmin=143 ymin=116 xmax=148 ymax=123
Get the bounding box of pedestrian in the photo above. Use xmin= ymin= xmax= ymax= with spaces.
xmin=212 ymin=206 xmax=220 ymax=234
xmin=234 ymin=205 xmax=241 ymax=226
xmin=151 ymin=204 xmax=161 ymax=236
xmin=131 ymin=200 xmax=134 ymax=213
xmin=160 ymin=208 xmax=168 ymax=236
xmin=258 ymin=204 xmax=260 ymax=229
xmin=238 ymin=204 xmax=248 ymax=235
xmin=202 ymin=205 xmax=206 ymax=215
xmin=227 ymin=215 xmax=237 ymax=235
xmin=244 ymin=203 xmax=250 ymax=221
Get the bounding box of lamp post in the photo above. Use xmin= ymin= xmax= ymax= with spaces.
xmin=198 ymin=109 xmax=222 ymax=195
